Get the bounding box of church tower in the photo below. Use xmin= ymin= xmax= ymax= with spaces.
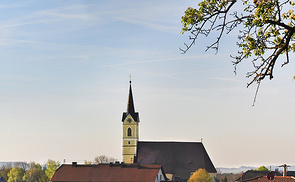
xmin=122 ymin=79 xmax=139 ymax=163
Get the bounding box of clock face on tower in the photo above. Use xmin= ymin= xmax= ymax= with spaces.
xmin=127 ymin=118 xmax=132 ymax=123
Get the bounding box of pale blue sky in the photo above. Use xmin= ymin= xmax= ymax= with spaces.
xmin=1 ymin=0 xmax=295 ymax=168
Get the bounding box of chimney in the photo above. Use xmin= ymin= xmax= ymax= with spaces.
xmin=115 ymin=161 xmax=120 ymax=165
xmin=279 ymin=164 xmax=289 ymax=177
xmin=72 ymin=162 xmax=77 ymax=167
xmin=283 ymin=165 xmax=287 ymax=177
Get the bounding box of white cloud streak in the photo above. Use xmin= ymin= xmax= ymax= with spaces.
xmin=101 ymin=55 xmax=213 ymax=68
xmin=115 ymin=17 xmax=179 ymax=34
xmin=212 ymin=77 xmax=243 ymax=82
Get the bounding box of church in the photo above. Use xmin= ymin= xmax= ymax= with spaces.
xmin=121 ymin=80 xmax=217 ymax=182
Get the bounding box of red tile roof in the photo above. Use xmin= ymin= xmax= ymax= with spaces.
xmin=235 ymin=171 xmax=282 ymax=181
xmin=240 ymin=176 xmax=295 ymax=182
xmin=51 ymin=163 xmax=165 ymax=182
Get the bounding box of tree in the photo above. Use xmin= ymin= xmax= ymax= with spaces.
xmin=45 ymin=160 xmax=60 ymax=181
xmin=13 ymin=162 xmax=28 ymax=170
xmin=7 ymin=167 xmax=25 ymax=182
xmin=181 ymin=0 xmax=295 ymax=102
xmin=22 ymin=162 xmax=48 ymax=182
xmin=222 ymin=176 xmax=228 ymax=182
xmin=254 ymin=165 xmax=269 ymax=171
xmin=84 ymin=160 xmax=93 ymax=165
xmin=188 ymin=168 xmax=212 ymax=182
xmin=0 ymin=164 xmax=12 ymax=181
xmin=94 ymin=155 xmax=116 ymax=164
xmin=216 ymin=172 xmax=241 ymax=182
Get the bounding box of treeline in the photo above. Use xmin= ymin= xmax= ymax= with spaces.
xmin=216 ymin=173 xmax=242 ymax=182
xmin=0 ymin=160 xmax=60 ymax=182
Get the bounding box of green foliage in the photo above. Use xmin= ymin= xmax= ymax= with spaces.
xmin=254 ymin=165 xmax=269 ymax=171
xmin=181 ymin=0 xmax=295 ymax=90
xmin=188 ymin=168 xmax=212 ymax=182
xmin=1 ymin=160 xmax=61 ymax=182
xmin=84 ymin=160 xmax=93 ymax=165
xmin=45 ymin=160 xmax=60 ymax=181
xmin=0 ymin=165 xmax=12 ymax=181
xmin=22 ymin=162 xmax=48 ymax=182
xmin=7 ymin=167 xmax=25 ymax=182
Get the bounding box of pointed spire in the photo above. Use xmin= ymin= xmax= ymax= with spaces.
xmin=127 ymin=79 xmax=135 ymax=114
xmin=122 ymin=76 xmax=140 ymax=122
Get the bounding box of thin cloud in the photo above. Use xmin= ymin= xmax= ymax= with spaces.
xmin=101 ymin=55 xmax=213 ymax=68
xmin=212 ymin=77 xmax=243 ymax=82
xmin=0 ymin=2 xmax=29 ymax=9
xmin=0 ymin=4 xmax=100 ymax=31
xmin=127 ymin=67 xmax=232 ymax=83
xmin=0 ymin=19 xmax=69 ymax=29
xmin=37 ymin=11 xmax=92 ymax=20
xmin=132 ymin=70 xmax=188 ymax=82
xmin=115 ymin=17 xmax=179 ymax=34
xmin=0 ymin=75 xmax=68 ymax=82
xmin=0 ymin=12 xmax=97 ymax=30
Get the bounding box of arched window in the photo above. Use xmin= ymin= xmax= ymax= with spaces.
xmin=127 ymin=128 xmax=132 ymax=136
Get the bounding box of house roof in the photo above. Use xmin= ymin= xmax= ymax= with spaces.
xmin=236 ymin=171 xmax=283 ymax=181
xmin=238 ymin=176 xmax=295 ymax=182
xmin=286 ymin=171 xmax=295 ymax=177
xmin=122 ymin=81 xmax=139 ymax=122
xmin=51 ymin=163 xmax=166 ymax=182
xmin=135 ymin=141 xmax=217 ymax=180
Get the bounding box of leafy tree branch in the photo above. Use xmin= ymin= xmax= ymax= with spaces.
xmin=181 ymin=0 xmax=295 ymax=104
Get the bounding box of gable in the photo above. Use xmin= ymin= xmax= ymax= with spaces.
xmin=122 ymin=112 xmax=139 ymax=122
xmin=135 ymin=141 xmax=217 ymax=180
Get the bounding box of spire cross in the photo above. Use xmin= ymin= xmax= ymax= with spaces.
xmin=129 ymin=74 xmax=132 ymax=83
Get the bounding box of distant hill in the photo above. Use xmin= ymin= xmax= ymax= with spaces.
xmin=0 ymin=162 xmax=13 ymax=167
xmin=217 ymin=165 xmax=295 ymax=174
xmin=217 ymin=166 xmax=256 ymax=174
xmin=0 ymin=162 xmax=28 ymax=168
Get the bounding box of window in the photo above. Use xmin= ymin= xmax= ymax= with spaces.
xmin=127 ymin=128 xmax=132 ymax=136
xmin=128 ymin=141 xmax=131 ymax=144
xmin=160 ymin=175 xmax=162 ymax=180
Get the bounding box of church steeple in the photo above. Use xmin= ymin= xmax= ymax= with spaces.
xmin=127 ymin=80 xmax=135 ymax=116
xmin=122 ymin=77 xmax=140 ymax=163
xmin=122 ymin=79 xmax=139 ymax=122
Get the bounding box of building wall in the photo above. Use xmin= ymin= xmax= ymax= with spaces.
xmin=154 ymin=169 xmax=165 ymax=182
xmin=122 ymin=115 xmax=139 ymax=163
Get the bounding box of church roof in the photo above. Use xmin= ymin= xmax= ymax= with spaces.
xmin=135 ymin=141 xmax=217 ymax=180
xmin=122 ymin=81 xmax=139 ymax=122
xmin=51 ymin=163 xmax=166 ymax=182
